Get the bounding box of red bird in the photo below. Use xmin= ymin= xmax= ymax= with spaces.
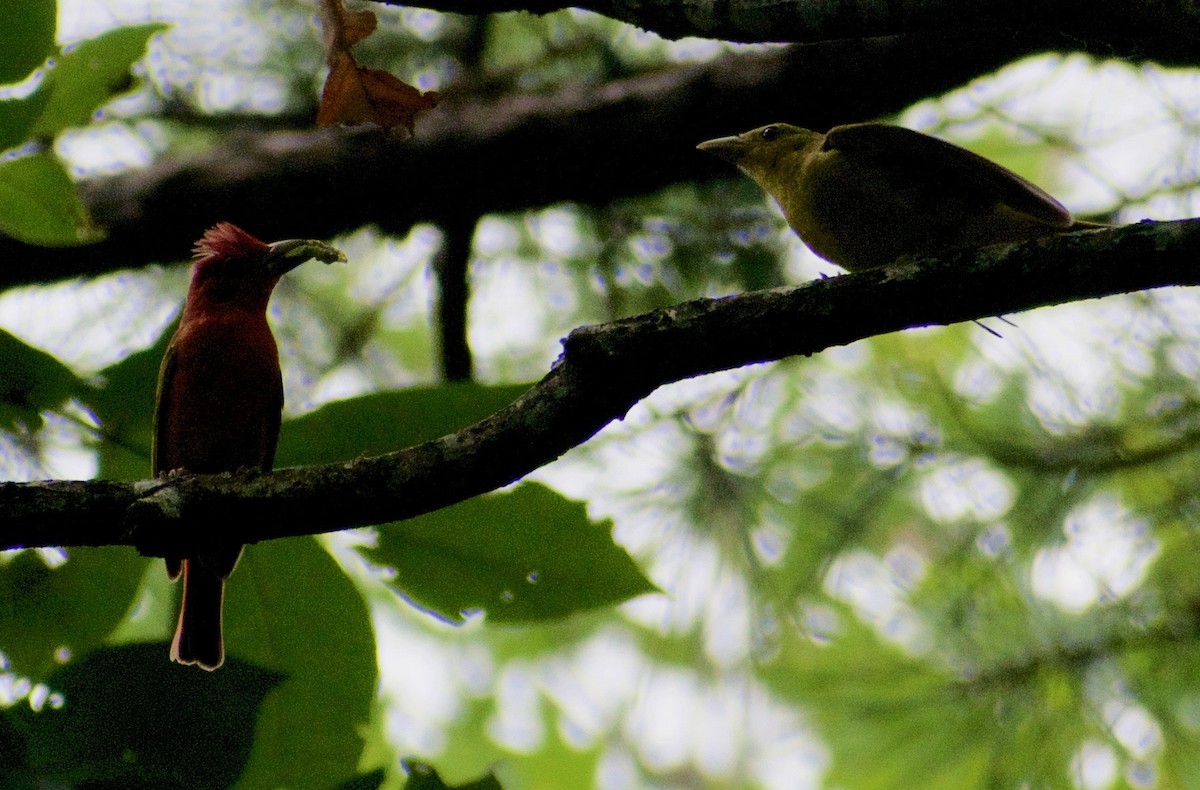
xmin=153 ymin=222 xmax=346 ymax=670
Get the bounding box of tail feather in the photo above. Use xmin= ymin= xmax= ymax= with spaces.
xmin=170 ymin=554 xmax=236 ymax=671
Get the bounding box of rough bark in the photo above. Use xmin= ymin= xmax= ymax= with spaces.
xmin=392 ymin=0 xmax=1200 ymax=63
xmin=3 ymin=220 xmax=1198 ymax=554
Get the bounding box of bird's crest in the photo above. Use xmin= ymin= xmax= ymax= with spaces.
xmin=193 ymin=222 xmax=271 ymax=261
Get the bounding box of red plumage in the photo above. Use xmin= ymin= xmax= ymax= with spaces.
xmin=153 ymin=223 xmax=350 ymax=670
xmin=192 ymin=222 xmax=270 ymax=261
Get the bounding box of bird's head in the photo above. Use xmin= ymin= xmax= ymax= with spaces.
xmin=697 ymin=123 xmax=823 ymax=183
xmin=188 ymin=223 xmax=347 ymax=307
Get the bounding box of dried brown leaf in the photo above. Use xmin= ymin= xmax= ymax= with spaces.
xmin=341 ymin=7 xmax=376 ymax=47
xmin=317 ymin=50 xmax=439 ymax=135
xmin=316 ymin=0 xmax=436 ymax=135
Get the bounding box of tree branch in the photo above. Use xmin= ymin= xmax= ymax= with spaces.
xmin=392 ymin=0 xmax=1200 ymax=63
xmin=1 ymin=34 xmax=1093 ymax=288
xmin=2 ymin=220 xmax=1198 ymax=554
xmin=433 ymin=215 xmax=476 ymax=382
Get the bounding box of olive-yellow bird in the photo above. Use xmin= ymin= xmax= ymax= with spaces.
xmin=698 ymin=122 xmax=1104 ymax=271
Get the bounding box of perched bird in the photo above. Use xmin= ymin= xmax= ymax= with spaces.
xmin=154 ymin=222 xmax=346 ymax=670
xmin=698 ymin=122 xmax=1105 ymax=271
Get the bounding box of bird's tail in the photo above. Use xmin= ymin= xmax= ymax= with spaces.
xmin=169 ymin=548 xmax=241 ymax=671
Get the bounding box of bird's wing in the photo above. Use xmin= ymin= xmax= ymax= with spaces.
xmin=825 ymin=123 xmax=1073 ymax=228
xmin=152 ymin=337 xmax=183 ymax=579
xmin=263 ymin=381 xmax=282 ymax=471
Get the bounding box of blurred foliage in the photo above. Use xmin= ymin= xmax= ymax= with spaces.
xmin=2 ymin=2 xmax=1200 ymax=790
xmin=3 ymin=643 xmax=284 ymax=790
xmin=0 ymin=0 xmax=57 ymax=84
xmin=0 ymin=546 xmax=145 ymax=678
xmin=363 ymin=483 xmax=657 ymax=624
xmin=0 ymin=18 xmax=165 ymax=243
xmin=224 ymin=537 xmax=378 ymax=790
xmin=0 ymin=325 xmax=90 ymax=432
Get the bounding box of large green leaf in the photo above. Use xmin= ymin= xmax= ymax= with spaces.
xmin=13 ymin=643 xmax=283 ymax=790
xmin=0 ymin=151 xmax=101 ymax=245
xmin=362 ymin=483 xmax=657 ymax=623
xmin=226 ymin=536 xmax=376 ymax=790
xmin=29 ymin=23 xmax=169 ymax=139
xmin=0 ymin=708 xmax=30 ymax=790
xmin=276 ymin=382 xmax=532 ymax=466
xmin=403 ymin=760 xmax=503 ymax=790
xmin=0 ymin=546 xmax=146 ymax=680
xmin=0 ymin=0 xmax=56 ymax=84
xmin=0 ymin=325 xmax=90 ymax=432
xmin=331 ymin=769 xmax=387 ymax=790
xmin=89 ymin=320 xmax=172 ymax=479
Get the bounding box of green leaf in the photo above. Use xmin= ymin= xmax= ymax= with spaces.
xmin=106 ymin=557 xmax=175 ymax=646
xmin=89 ymin=320 xmax=173 ymax=479
xmin=0 ymin=151 xmax=101 ymax=245
xmin=0 ymin=547 xmax=147 ymax=680
xmin=0 ymin=90 xmax=49 ymax=153
xmin=226 ymin=537 xmax=377 ymax=790
xmin=362 ymin=483 xmax=658 ymax=623
xmin=331 ymin=769 xmax=387 ymax=790
xmin=29 ymin=23 xmax=169 ymax=139
xmin=16 ymin=643 xmax=284 ymax=790
xmin=0 ymin=0 xmax=56 ymax=84
xmin=276 ymin=382 xmax=532 ymax=466
xmin=1 ymin=22 xmax=166 ymax=154
xmin=0 ymin=325 xmax=90 ymax=432
xmin=402 ymin=760 xmax=504 ymax=790
xmin=0 ymin=707 xmax=32 ymax=790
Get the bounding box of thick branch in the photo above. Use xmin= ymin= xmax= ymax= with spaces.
xmin=2 ymin=35 xmax=1094 ymax=288
xmin=2 ymin=220 xmax=1198 ymax=553
xmin=394 ymin=0 xmax=1200 ymax=62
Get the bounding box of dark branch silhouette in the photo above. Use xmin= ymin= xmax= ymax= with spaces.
xmin=434 ymin=215 xmax=476 ymax=382
xmin=1 ymin=34 xmax=1090 ymax=289
xmin=3 ymin=219 xmax=1198 ymax=556
xmin=392 ymin=0 xmax=1200 ymax=63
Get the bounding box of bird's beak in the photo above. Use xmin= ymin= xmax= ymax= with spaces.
xmin=264 ymin=238 xmax=348 ymax=276
xmin=697 ymin=135 xmax=748 ymax=163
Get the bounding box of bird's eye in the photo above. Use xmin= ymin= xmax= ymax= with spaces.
xmin=760 ymin=126 xmax=780 ymax=141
